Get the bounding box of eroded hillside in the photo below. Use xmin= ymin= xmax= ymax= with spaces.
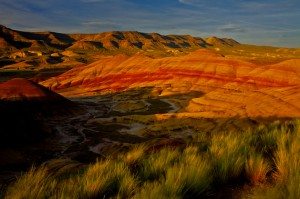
xmin=42 ymin=49 xmax=300 ymax=117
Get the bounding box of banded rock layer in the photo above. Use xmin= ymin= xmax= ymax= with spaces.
xmin=43 ymin=49 xmax=300 ymax=117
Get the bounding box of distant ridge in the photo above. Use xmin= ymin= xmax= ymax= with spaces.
xmin=205 ymin=36 xmax=240 ymax=47
xmin=1 ymin=24 xmax=300 ymax=71
xmin=0 ymin=25 xmax=239 ymax=53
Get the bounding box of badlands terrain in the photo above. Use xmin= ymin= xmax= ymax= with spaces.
xmin=0 ymin=25 xmax=300 ymax=198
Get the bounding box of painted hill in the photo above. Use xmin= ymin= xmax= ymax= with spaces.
xmin=0 ymin=78 xmax=70 ymax=101
xmin=42 ymin=49 xmax=300 ymax=117
xmin=0 ymin=78 xmax=77 ymax=146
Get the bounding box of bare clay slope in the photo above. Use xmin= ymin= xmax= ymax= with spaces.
xmin=42 ymin=49 xmax=300 ymax=117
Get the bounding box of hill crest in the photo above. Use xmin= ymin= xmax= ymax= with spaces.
xmin=0 ymin=25 xmax=238 ymax=52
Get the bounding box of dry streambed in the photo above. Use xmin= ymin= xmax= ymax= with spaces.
xmin=52 ymin=94 xmax=179 ymax=160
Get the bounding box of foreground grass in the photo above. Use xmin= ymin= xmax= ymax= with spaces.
xmin=5 ymin=120 xmax=300 ymax=199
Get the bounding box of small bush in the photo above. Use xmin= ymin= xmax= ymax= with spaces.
xmin=164 ymin=149 xmax=213 ymax=197
xmin=139 ymin=148 xmax=180 ymax=181
xmin=123 ymin=144 xmax=146 ymax=166
xmin=5 ymin=167 xmax=56 ymax=199
xmin=210 ymin=133 xmax=248 ymax=183
xmin=79 ymin=159 xmax=137 ymax=198
xmin=247 ymin=121 xmax=300 ymax=199
xmin=245 ymin=152 xmax=271 ymax=184
xmin=134 ymin=147 xmax=213 ymax=198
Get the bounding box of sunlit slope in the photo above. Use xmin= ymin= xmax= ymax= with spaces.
xmin=42 ymin=49 xmax=300 ymax=117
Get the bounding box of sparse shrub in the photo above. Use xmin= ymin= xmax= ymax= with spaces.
xmin=164 ymin=148 xmax=213 ymax=197
xmin=250 ymin=126 xmax=278 ymax=158
xmin=273 ymin=132 xmax=292 ymax=181
xmin=209 ymin=133 xmax=248 ymax=183
xmin=79 ymin=159 xmax=137 ymax=198
xmin=139 ymin=148 xmax=180 ymax=181
xmin=134 ymin=147 xmax=213 ymax=198
xmin=247 ymin=120 xmax=300 ymax=199
xmin=123 ymin=144 xmax=146 ymax=166
xmin=5 ymin=167 xmax=56 ymax=199
xmin=245 ymin=152 xmax=271 ymax=184
xmin=133 ymin=181 xmax=179 ymax=199
xmin=5 ymin=159 xmax=137 ymax=199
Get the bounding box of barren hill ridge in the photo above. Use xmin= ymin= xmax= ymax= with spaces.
xmin=1 ymin=25 xmax=300 ymax=71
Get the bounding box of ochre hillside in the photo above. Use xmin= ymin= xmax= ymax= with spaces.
xmin=42 ymin=49 xmax=300 ymax=117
